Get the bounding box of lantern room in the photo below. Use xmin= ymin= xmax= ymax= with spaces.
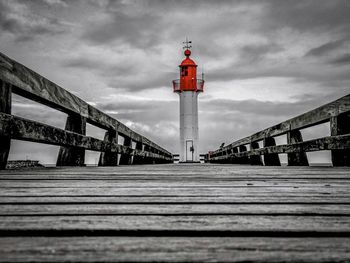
xmin=172 ymin=49 xmax=204 ymax=93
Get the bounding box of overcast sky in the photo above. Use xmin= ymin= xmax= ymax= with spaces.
xmin=1 ymin=0 xmax=350 ymax=164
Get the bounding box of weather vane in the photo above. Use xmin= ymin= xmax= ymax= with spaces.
xmin=183 ymin=38 xmax=192 ymax=49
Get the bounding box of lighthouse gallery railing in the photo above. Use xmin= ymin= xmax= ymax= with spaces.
xmin=172 ymin=79 xmax=204 ymax=92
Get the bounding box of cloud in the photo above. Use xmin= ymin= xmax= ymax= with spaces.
xmin=11 ymin=94 xmax=67 ymax=129
xmin=263 ymin=0 xmax=350 ymax=34
xmin=0 ymin=0 xmax=67 ymax=41
xmin=305 ymin=39 xmax=347 ymax=57
xmin=39 ymin=0 xmax=68 ymax=7
xmin=81 ymin=7 xmax=162 ymax=48
xmin=63 ymin=55 xmax=175 ymax=92
xmin=330 ymin=53 xmax=350 ymax=65
xmin=202 ymin=98 xmax=312 ymax=118
xmin=239 ymin=43 xmax=284 ymax=63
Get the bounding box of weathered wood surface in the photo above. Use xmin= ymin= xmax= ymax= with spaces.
xmin=1 ymin=237 xmax=349 ymax=262
xmin=212 ymin=134 xmax=350 ymax=160
xmin=331 ymin=114 xmax=350 ymax=166
xmin=0 ymin=164 xmax=349 ymax=262
xmin=0 ymin=80 xmax=11 ymax=169
xmin=56 ymin=114 xmax=87 ymax=166
xmin=287 ymin=130 xmax=309 ymax=166
xmin=0 ymin=113 xmax=171 ymax=161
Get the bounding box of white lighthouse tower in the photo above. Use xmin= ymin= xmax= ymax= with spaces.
xmin=172 ymin=40 xmax=204 ymax=163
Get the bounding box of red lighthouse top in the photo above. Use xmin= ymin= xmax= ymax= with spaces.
xmin=172 ymin=40 xmax=204 ymax=93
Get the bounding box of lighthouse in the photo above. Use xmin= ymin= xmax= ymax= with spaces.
xmin=172 ymin=40 xmax=204 ymax=163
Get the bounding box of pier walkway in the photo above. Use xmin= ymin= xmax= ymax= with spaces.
xmin=0 ymin=164 xmax=349 ymax=262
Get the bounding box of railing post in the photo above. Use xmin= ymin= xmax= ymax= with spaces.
xmin=238 ymin=145 xmax=249 ymax=164
xmin=287 ymin=130 xmax=309 ymax=166
xmin=56 ymin=114 xmax=86 ymax=166
xmin=132 ymin=141 xmax=144 ymax=164
xmin=98 ymin=130 xmax=118 ymax=166
xmin=154 ymin=149 xmax=161 ymax=164
xmin=231 ymin=148 xmax=238 ymax=164
xmin=331 ymin=114 xmax=350 ymax=166
xmin=224 ymin=149 xmax=231 ymax=164
xmin=263 ymin=137 xmax=281 ymax=166
xmin=119 ymin=136 xmax=132 ymax=165
xmin=0 ymin=80 xmax=11 ymax=170
xmin=143 ymin=145 xmax=152 ymax=164
xmin=250 ymin=141 xmax=263 ymax=165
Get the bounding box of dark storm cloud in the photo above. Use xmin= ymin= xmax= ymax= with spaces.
xmin=305 ymin=40 xmax=347 ymax=57
xmin=64 ymin=56 xmax=175 ymax=91
xmin=64 ymin=57 xmax=98 ymax=70
xmin=77 ymin=0 xmax=350 ymax=91
xmin=0 ymin=0 xmax=67 ymax=41
xmin=239 ymin=43 xmax=284 ymax=63
xmin=264 ymin=0 xmax=350 ymax=33
xmin=330 ymin=54 xmax=350 ymax=65
xmin=207 ymin=59 xmax=350 ymax=91
xmin=108 ymin=71 xmax=176 ymax=92
xmin=64 ymin=57 xmax=137 ymax=75
xmin=81 ymin=9 xmax=161 ymax=48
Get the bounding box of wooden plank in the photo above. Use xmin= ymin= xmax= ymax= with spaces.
xmin=211 ymin=134 xmax=350 ymax=161
xmin=0 ymin=215 xmax=349 ymax=232
xmin=0 ymin=186 xmax=348 ymax=197
xmin=0 ymin=113 xmax=171 ymax=161
xmin=331 ymin=115 xmax=350 ymax=166
xmin=1 ymin=195 xmax=349 ymax=203
xmin=1 ymin=204 xmax=349 ymax=215
xmin=1 ymin=171 xmax=349 ymax=179
xmin=1 ymin=237 xmax=349 ymax=262
xmin=1 ymin=179 xmax=348 ymax=187
xmin=0 ymin=80 xmax=11 ymax=169
xmin=0 ymin=113 xmax=116 ymax=152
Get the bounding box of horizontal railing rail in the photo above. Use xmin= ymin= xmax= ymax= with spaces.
xmin=0 ymin=52 xmax=172 ymax=169
xmin=208 ymin=94 xmax=350 ymax=166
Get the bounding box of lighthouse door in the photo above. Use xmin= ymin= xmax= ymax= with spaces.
xmin=186 ymin=140 xmax=194 ymax=162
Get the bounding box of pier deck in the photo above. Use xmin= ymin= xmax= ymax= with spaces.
xmin=0 ymin=164 xmax=350 ymax=262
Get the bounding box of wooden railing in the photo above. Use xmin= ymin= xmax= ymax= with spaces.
xmin=208 ymin=94 xmax=350 ymax=166
xmin=0 ymin=52 xmax=173 ymax=169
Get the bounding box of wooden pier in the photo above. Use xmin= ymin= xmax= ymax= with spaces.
xmin=0 ymin=164 xmax=350 ymax=262
xmin=1 ymin=52 xmax=350 ymax=261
